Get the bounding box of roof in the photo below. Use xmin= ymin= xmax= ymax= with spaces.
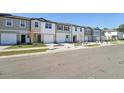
xmin=0 ymin=13 xmax=30 ymax=20
xmin=103 ymin=29 xmax=118 ymax=32
xmin=0 ymin=13 xmax=92 ymax=28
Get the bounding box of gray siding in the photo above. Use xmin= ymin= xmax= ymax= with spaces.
xmin=0 ymin=17 xmax=30 ymax=31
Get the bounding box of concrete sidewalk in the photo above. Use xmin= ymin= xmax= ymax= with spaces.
xmin=0 ymin=43 xmax=114 ymax=59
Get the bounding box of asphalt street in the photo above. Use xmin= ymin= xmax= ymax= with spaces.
xmin=0 ymin=44 xmax=124 ymax=79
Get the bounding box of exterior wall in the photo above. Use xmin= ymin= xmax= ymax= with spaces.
xmin=93 ymin=29 xmax=101 ymax=41
xmin=117 ymin=32 xmax=124 ymax=39
xmin=56 ymin=33 xmax=71 ymax=43
xmin=56 ymin=24 xmax=71 ymax=43
xmin=72 ymin=26 xmax=84 ymax=42
xmin=31 ymin=20 xmax=41 ymax=33
xmin=84 ymin=27 xmax=93 ymax=42
xmin=41 ymin=22 xmax=55 ymax=35
xmin=41 ymin=22 xmax=56 ymax=43
xmin=104 ymin=31 xmax=118 ymax=40
xmin=0 ymin=17 xmax=30 ymax=31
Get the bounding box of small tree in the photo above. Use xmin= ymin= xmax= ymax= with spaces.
xmin=117 ymin=24 xmax=124 ymax=32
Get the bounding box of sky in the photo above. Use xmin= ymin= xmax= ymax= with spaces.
xmin=12 ymin=13 xmax=124 ymax=29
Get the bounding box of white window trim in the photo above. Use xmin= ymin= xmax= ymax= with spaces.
xmin=20 ymin=20 xmax=26 ymax=28
xmin=5 ymin=18 xmax=13 ymax=27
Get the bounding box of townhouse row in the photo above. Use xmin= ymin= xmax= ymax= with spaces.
xmin=0 ymin=14 xmax=102 ymax=45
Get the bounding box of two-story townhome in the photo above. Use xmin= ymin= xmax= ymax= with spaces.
xmin=55 ymin=22 xmax=72 ymax=43
xmin=30 ymin=18 xmax=56 ymax=44
xmin=92 ymin=27 xmax=101 ymax=41
xmin=0 ymin=14 xmax=30 ymax=45
xmin=40 ymin=19 xmax=56 ymax=44
xmin=84 ymin=27 xmax=93 ymax=42
xmin=30 ymin=18 xmax=42 ymax=43
xmin=72 ymin=25 xmax=85 ymax=42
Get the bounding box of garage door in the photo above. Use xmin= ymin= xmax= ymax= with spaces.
xmin=44 ymin=35 xmax=54 ymax=43
xmin=56 ymin=34 xmax=65 ymax=43
xmin=1 ymin=33 xmax=17 ymax=45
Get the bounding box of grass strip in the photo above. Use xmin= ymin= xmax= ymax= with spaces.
xmin=6 ymin=43 xmax=46 ymax=49
xmin=0 ymin=48 xmax=48 ymax=56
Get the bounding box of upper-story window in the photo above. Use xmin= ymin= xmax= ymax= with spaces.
xmin=5 ymin=18 xmax=13 ymax=27
xmin=64 ymin=26 xmax=70 ymax=31
xmin=75 ymin=27 xmax=77 ymax=31
xmin=20 ymin=20 xmax=26 ymax=28
xmin=57 ymin=25 xmax=63 ymax=30
xmin=45 ymin=23 xmax=52 ymax=29
xmin=80 ymin=27 xmax=82 ymax=32
xmin=35 ymin=22 xmax=39 ymax=28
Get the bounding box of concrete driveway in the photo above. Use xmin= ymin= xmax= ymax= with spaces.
xmin=0 ymin=44 xmax=124 ymax=79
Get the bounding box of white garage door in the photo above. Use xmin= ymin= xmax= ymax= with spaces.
xmin=1 ymin=33 xmax=17 ymax=45
xmin=44 ymin=35 xmax=54 ymax=43
xmin=56 ymin=34 xmax=65 ymax=43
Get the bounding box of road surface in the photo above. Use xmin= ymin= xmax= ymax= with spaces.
xmin=0 ymin=44 xmax=124 ymax=79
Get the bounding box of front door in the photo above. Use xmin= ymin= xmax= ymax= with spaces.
xmin=73 ymin=36 xmax=77 ymax=43
xmin=38 ymin=34 xmax=41 ymax=43
xmin=21 ymin=35 xmax=26 ymax=43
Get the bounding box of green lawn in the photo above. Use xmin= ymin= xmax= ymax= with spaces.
xmin=0 ymin=48 xmax=48 ymax=56
xmin=84 ymin=42 xmax=99 ymax=47
xmin=111 ymin=40 xmax=124 ymax=44
xmin=6 ymin=43 xmax=46 ymax=49
xmin=74 ymin=42 xmax=82 ymax=46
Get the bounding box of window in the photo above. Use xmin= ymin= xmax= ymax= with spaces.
xmin=64 ymin=26 xmax=70 ymax=31
xmin=6 ymin=18 xmax=13 ymax=27
xmin=35 ymin=22 xmax=39 ymax=28
xmin=27 ymin=34 xmax=30 ymax=38
xmin=20 ymin=20 xmax=26 ymax=28
xmin=80 ymin=27 xmax=82 ymax=32
xmin=66 ymin=35 xmax=69 ymax=38
xmin=75 ymin=27 xmax=77 ymax=31
xmin=45 ymin=23 xmax=52 ymax=29
xmin=57 ymin=25 xmax=63 ymax=30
